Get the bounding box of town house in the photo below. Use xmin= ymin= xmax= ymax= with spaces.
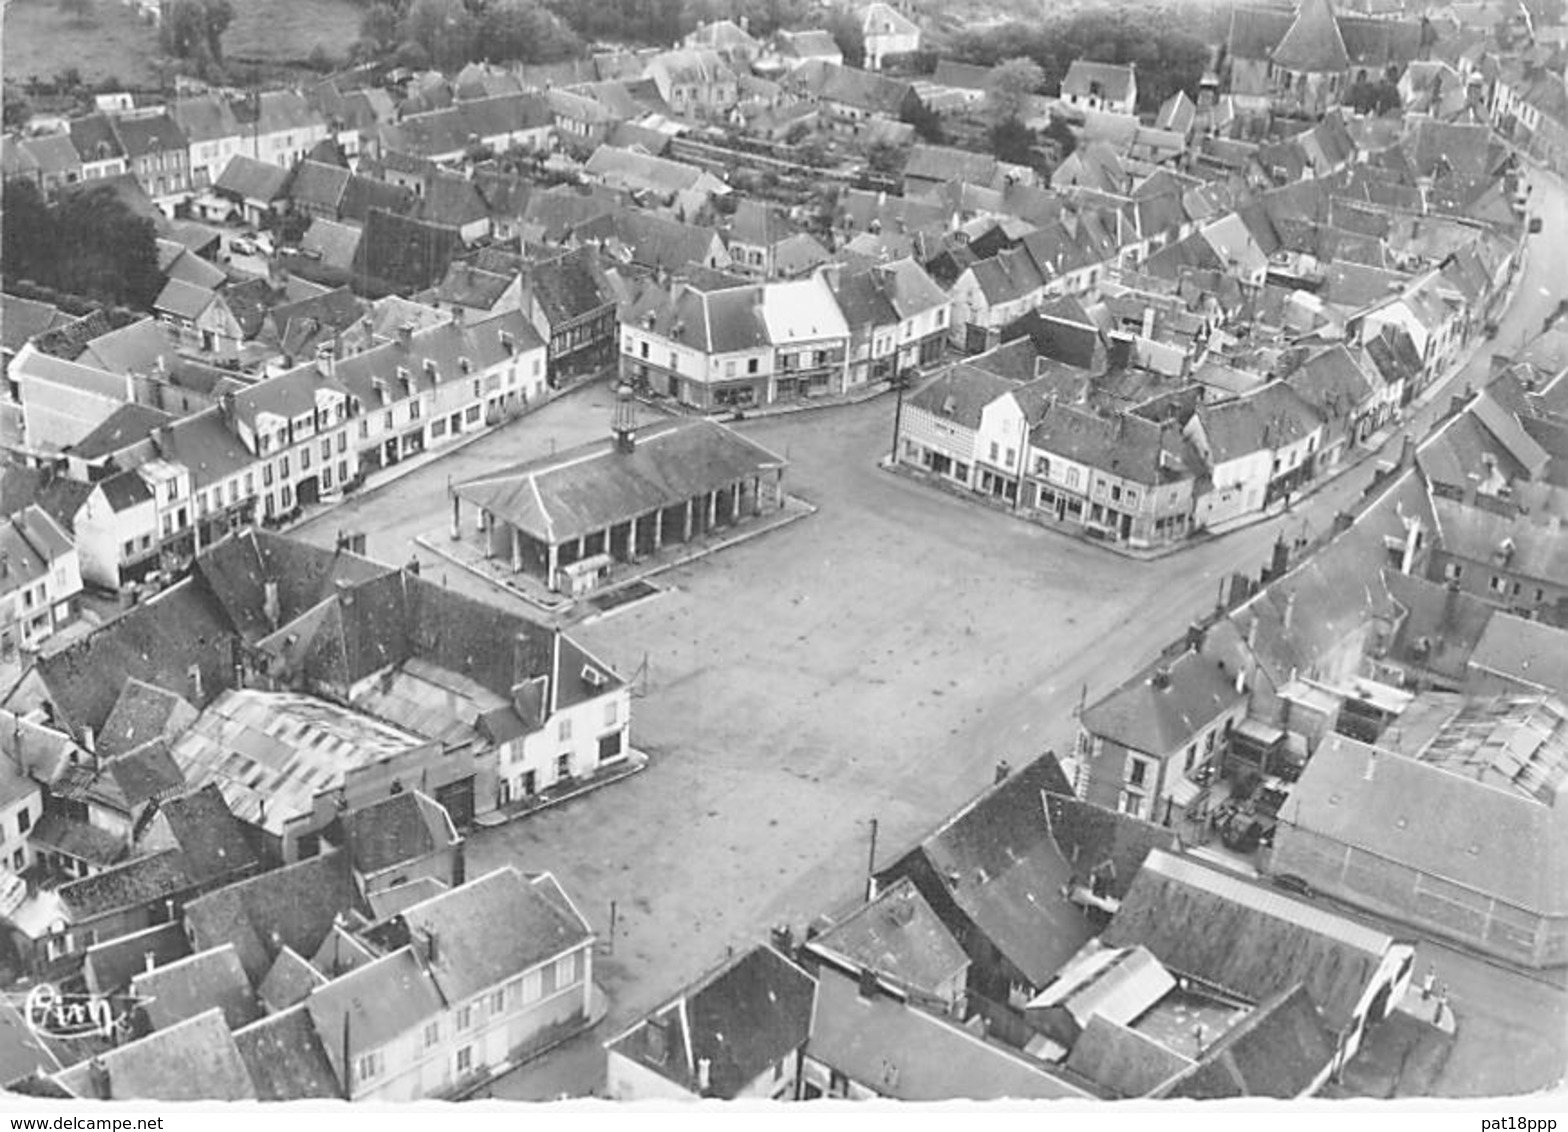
xmin=224 ymin=364 xmax=358 ymax=525
xmin=111 ymin=111 xmax=192 ymax=205
xmin=170 ymin=94 xmax=246 ymax=190
xmin=1184 ymin=382 xmax=1325 ymax=529
xmin=0 ymin=507 xmax=82 ymax=653
xmin=311 ymin=868 xmax=595 ymax=1101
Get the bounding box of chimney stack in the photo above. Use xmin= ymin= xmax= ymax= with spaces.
xmin=144 ymin=950 xmax=157 ymax=974
xmin=397 ymin=322 xmax=415 ymax=352
xmin=696 ymin=1056 xmax=712 ymax=1093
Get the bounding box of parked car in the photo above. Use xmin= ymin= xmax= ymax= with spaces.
xmin=230 ymin=237 xmax=257 ymax=255
xmin=1271 ymin=874 xmax=1314 ymax=898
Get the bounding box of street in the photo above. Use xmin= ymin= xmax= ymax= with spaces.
xmin=286 ymin=163 xmax=1568 ymax=1101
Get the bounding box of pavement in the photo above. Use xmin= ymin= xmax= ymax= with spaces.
xmin=279 ymin=163 xmax=1568 ymax=1104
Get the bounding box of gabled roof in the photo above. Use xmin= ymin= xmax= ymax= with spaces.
xmin=233 ymin=1005 xmax=341 ymax=1101
xmin=1282 ymin=731 xmax=1568 ymax=916
xmin=1468 ymin=614 xmax=1568 ymax=697
xmin=810 ymin=877 xmax=968 ymax=998
xmin=808 ymin=964 xmax=1091 ymax=1099
xmin=1193 ymin=381 xmax=1323 ymax=463
xmin=907 ymin=363 xmax=1019 ymax=430
xmin=1063 ymin=60 xmax=1136 ymax=103
xmin=1043 ymin=792 xmax=1178 ymax=900
xmin=170 ymin=94 xmax=243 ymax=144
xmin=1031 ymin=405 xmax=1195 ymax=487
xmin=339 ymin=789 xmax=456 ymax=876
xmin=288 ymin=158 xmax=351 ymax=213
xmin=214 ymin=155 xmax=291 ymax=203
xmin=54 ymin=1009 xmax=255 ymax=1101
xmin=1154 ymin=984 xmax=1337 ymax=1098
xmin=183 ymin=848 xmax=370 ymax=985
xmin=109 ymin=113 xmax=189 ymax=161
xmin=131 ymin=944 xmax=260 ymax=1032
xmin=878 ymin=754 xmax=1094 ymax=987
xmin=83 ymin=921 xmax=191 ymax=998
xmin=1080 ymin=648 xmax=1244 ymax=758
xmin=1273 ymin=0 xmax=1350 ymax=72
xmin=1103 ymin=849 xmax=1393 ymax=1031
xmin=607 ymin=944 xmax=817 ymax=1098
xmin=304 ymin=947 xmax=444 ymax=1086
xmin=1065 ymin=1013 xmax=1193 ymax=1098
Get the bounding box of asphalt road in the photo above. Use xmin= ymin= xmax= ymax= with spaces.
xmin=291 ymin=164 xmax=1568 ymax=1102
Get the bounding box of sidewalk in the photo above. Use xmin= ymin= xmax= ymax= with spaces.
xmin=638 ymin=378 xmax=894 ymax=424
xmin=472 ymin=750 xmax=649 ymax=829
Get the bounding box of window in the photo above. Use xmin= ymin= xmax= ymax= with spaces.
xmin=1490 ymin=574 xmax=1507 ymax=594
xmin=356 ymin=1051 xmax=381 ymax=1083
xmin=989 ymin=442 xmax=1000 ymax=462
xmin=456 ymin=1046 xmax=473 ymax=1074
xmin=1444 ymin=561 xmax=1463 ymax=582
xmin=491 ymin=990 xmax=505 ymax=1014
xmin=322 ymin=467 xmax=333 ymax=490
xmin=558 ymin=717 xmax=572 ymax=742
xmin=1128 ymin=758 xmax=1149 ymax=787
xmin=383 ymin=411 xmax=394 ymax=431
xmin=17 ymin=809 xmax=30 ymax=836
xmin=424 ymin=1021 xmax=440 ymax=1048
xmin=541 ymin=961 xmax=557 ymax=997
xmin=410 ymin=399 xmax=422 ymax=420
xmin=359 ymin=420 xmax=370 ymax=440
xmin=604 ymin=700 xmax=618 ymax=727
xmin=507 ymin=978 xmax=522 ymax=1007
xmin=337 ymin=432 xmax=347 ymax=453
xmin=747 ymin=358 xmax=759 ymax=375
xmin=456 ymin=1005 xmax=473 ymax=1031
xmin=280 ymin=455 xmax=291 ymax=478
xmin=321 ymin=440 xmax=331 ymax=460
xmin=301 ymin=448 xmax=311 ymax=471
xmin=1184 ymin=744 xmax=1197 ymax=772
xmin=465 ymin=405 xmax=481 ymax=424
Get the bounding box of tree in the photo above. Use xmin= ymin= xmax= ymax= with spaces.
xmin=1346 ymin=79 xmax=1401 ymax=116
xmin=985 ymin=57 xmax=1043 ymax=126
xmin=1042 ymin=115 xmax=1076 ymax=161
xmin=160 ymin=0 xmax=230 ymax=72
xmin=60 ymin=0 xmax=96 ymax=26
xmin=824 ymin=7 xmax=863 ymax=67
xmin=401 ymin=0 xmax=479 ymax=71
xmin=867 ymin=139 xmax=905 ymax=176
xmin=2 ymin=88 xmax=31 ymax=129
xmin=900 ymin=98 xmax=944 ymax=144
xmin=1 ymin=179 xmax=55 ymax=285
xmin=481 ymin=0 xmax=583 ymax=64
xmin=359 ymin=1 xmax=401 ymax=54
xmin=987 ymin=117 xmax=1035 ymax=166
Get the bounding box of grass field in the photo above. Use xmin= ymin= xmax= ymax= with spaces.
xmin=224 ymin=0 xmax=362 ymax=63
xmin=2 ymin=0 xmax=362 ymax=91
xmin=2 ymin=0 xmax=161 ymax=87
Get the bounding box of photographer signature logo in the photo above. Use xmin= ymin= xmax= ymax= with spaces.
xmin=10 ymin=983 xmax=150 ymax=1041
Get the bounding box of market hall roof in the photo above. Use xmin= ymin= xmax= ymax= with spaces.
xmin=454 ymin=417 xmax=786 ymax=546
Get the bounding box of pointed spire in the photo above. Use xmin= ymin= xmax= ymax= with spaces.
xmin=1273 ymin=0 xmax=1350 ymax=74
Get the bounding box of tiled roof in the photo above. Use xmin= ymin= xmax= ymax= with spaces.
xmin=131 ymin=943 xmax=260 ymax=1032
xmin=257 ymin=945 xmax=327 ymax=1011
xmin=1065 ymin=1013 xmax=1193 ymax=1098
xmin=1193 ymin=381 xmax=1323 ymax=463
xmin=109 ymin=113 xmax=189 ymax=160
xmin=233 ymin=1005 xmax=342 ymax=1100
xmin=54 ymin=1009 xmax=255 ymax=1101
xmin=183 ymin=848 xmax=369 ymax=985
xmin=608 ymin=944 xmax=816 ymax=1098
xmin=1468 ymin=613 xmax=1568 ymax=697
xmin=908 ymin=363 xmax=1018 ymax=430
xmin=1103 ymin=849 xmax=1393 ymax=1030
xmin=339 ymin=789 xmax=454 ymax=875
xmin=57 ymin=849 xmax=193 ymax=922
xmin=69 ymin=403 xmax=173 ymax=462
xmin=352 ymin=209 xmax=463 ymax=294
xmin=157 ymin=783 xmax=261 ymax=884
xmin=305 ymin=947 xmax=444 ymax=1080
xmin=83 ymin=921 xmax=190 ymax=997
xmin=1032 ymin=405 xmax=1194 ymax=487
xmin=1063 ymin=60 xmax=1136 ymax=102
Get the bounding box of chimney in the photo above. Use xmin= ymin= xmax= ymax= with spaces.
xmin=1282 ymin=591 xmax=1295 ymax=634
xmin=1142 ymin=305 xmax=1155 ymax=340
xmin=263 ymin=580 xmax=281 ymax=629
xmin=188 ymin=662 xmax=204 ymax=704
xmin=87 ymin=1056 xmax=110 ymax=1101
xmin=421 ymin=927 xmax=439 ymax=964
xmin=612 ymin=383 xmax=638 ymax=454
xmin=220 ymin=390 xmax=236 ymax=429
xmin=1150 ymin=667 xmax=1171 ymax=690
xmin=82 ymin=725 xmax=95 ymax=755
xmin=314 ymin=343 xmax=335 ymax=378
xmin=857 ymin=966 xmax=881 ymax=1001
xmin=696 ymin=1056 xmax=712 ymax=1093
xmin=0 ymin=553 xmax=7 ymax=579
xmin=450 ymin=303 xmax=465 ymax=328
xmin=144 ymin=950 xmax=157 ymax=974
xmin=1463 ymin=473 xmax=1480 ymax=507
xmin=1186 ymin=622 xmax=1205 ymax=654
xmin=397 ymin=322 xmax=415 ymax=352
xmin=1270 ymin=536 xmax=1289 ymax=580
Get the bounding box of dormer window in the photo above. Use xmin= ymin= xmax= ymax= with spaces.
xmin=459 ymin=357 xmax=472 ymax=376
xmin=500 ymin=332 xmax=514 ymax=357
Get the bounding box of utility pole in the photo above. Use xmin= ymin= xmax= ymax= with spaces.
xmin=888 ymin=361 xmax=906 ymax=466
xmin=865 ymin=817 xmax=879 ymax=902
xmin=608 ymin=899 xmax=617 ymax=955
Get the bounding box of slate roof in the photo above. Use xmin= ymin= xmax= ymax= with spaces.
xmin=528 ymin=245 xmax=617 ymax=327
xmin=1103 ymin=849 xmax=1393 ymax=1031
xmin=1065 ymin=1014 xmax=1193 ymax=1098
xmin=214 ymin=155 xmax=290 ymax=203
xmin=1281 ymin=731 xmax=1567 ymax=916
xmin=1431 ymin=495 xmax=1568 ymax=582
xmin=183 ymin=848 xmax=370 ymax=985
xmin=132 ymin=944 xmax=260 ymax=1032
xmin=607 ymin=944 xmax=817 ymax=1098
xmin=154 ymin=278 xmax=216 ymax=321
xmin=1468 ymin=614 xmax=1568 ymax=696
xmin=352 ymin=209 xmax=463 ymax=294
xmin=69 ymin=403 xmax=173 ymax=462
xmin=20 ymin=133 xmax=82 ymax=178
xmin=257 ymin=945 xmax=327 ymax=1011
xmin=233 ymin=1005 xmax=342 ymax=1101
xmin=392 ymin=866 xmax=591 ymax=1002
xmin=339 ymin=789 xmax=455 ymax=876
xmin=170 ymin=93 xmax=243 ymax=144
xmin=1155 ymin=984 xmax=1339 ymax=1098
xmin=32 ymin=572 xmax=236 ymax=735
xmin=1193 ymin=381 xmax=1323 ymax=463
xmin=304 ymin=947 xmax=445 ymax=1082
xmin=288 ymin=159 xmax=351 ymax=214
xmin=1273 ymin=0 xmax=1350 ymax=72
xmin=54 ymin=1009 xmax=255 ymax=1101
xmin=1032 ymin=405 xmax=1195 ymax=487
xmin=907 ymin=363 xmax=1019 ymax=430
xmin=811 ymin=877 xmax=968 ymax=999
xmin=1080 ymin=649 xmax=1243 ymax=758
xmin=807 ymin=964 xmax=1091 ymax=1100
xmin=157 ymin=783 xmax=261 ymax=884
xmin=455 ymin=417 xmax=785 ymax=546
xmin=68 ymin=114 xmax=125 ymax=163
xmin=83 ymin=921 xmax=191 ymax=997
xmin=877 ymin=754 xmax=1095 ymax=987
xmin=1043 ymin=792 xmax=1178 ymax=900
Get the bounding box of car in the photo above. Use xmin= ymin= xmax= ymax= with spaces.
xmin=230 ymin=237 xmax=257 ymax=255
xmin=1271 ymin=874 xmax=1314 ymax=898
